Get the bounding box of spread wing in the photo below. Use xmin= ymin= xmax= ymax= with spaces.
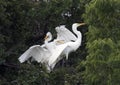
xmin=48 ymin=43 xmax=69 ymax=69
xmin=55 ymin=25 xmax=77 ymax=42
xmin=18 ymin=45 xmax=51 ymax=63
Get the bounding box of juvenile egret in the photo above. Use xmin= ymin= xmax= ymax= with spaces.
xmin=18 ymin=32 xmax=52 ymax=63
xmin=48 ymin=23 xmax=85 ymax=70
xmin=18 ymin=30 xmax=65 ymax=64
xmin=18 ymin=31 xmax=65 ymax=71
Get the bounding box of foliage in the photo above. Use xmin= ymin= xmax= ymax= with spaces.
xmin=0 ymin=0 xmax=39 ymax=84
xmin=83 ymin=0 xmax=120 ymax=84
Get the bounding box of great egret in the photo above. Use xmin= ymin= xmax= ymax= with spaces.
xmin=18 ymin=31 xmax=65 ymax=71
xmin=18 ymin=32 xmax=52 ymax=63
xmin=18 ymin=28 xmax=67 ymax=64
xmin=48 ymin=23 xmax=85 ymax=70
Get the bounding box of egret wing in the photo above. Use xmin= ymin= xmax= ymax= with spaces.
xmin=55 ymin=25 xmax=77 ymax=42
xmin=18 ymin=47 xmax=32 ymax=63
xmin=18 ymin=45 xmax=51 ymax=63
xmin=48 ymin=44 xmax=68 ymax=69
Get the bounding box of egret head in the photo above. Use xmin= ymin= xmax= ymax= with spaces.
xmin=72 ymin=23 xmax=86 ymax=29
xmin=72 ymin=23 xmax=86 ymax=32
xmin=44 ymin=32 xmax=52 ymax=41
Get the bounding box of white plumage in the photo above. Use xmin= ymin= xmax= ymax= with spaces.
xmin=18 ymin=32 xmax=52 ymax=64
xmin=48 ymin=23 xmax=85 ymax=69
xmin=18 ymin=23 xmax=85 ymax=71
xmin=54 ymin=25 xmax=77 ymax=43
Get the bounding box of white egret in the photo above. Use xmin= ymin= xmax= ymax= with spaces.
xmin=18 ymin=32 xmax=64 ymax=71
xmin=18 ymin=32 xmax=52 ymax=63
xmin=48 ymin=23 xmax=85 ymax=70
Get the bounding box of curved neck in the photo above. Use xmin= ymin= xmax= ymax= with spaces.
xmin=44 ymin=39 xmax=49 ymax=44
xmin=72 ymin=25 xmax=82 ymax=50
xmin=44 ymin=38 xmax=53 ymax=53
xmin=72 ymin=25 xmax=82 ymax=41
xmin=44 ymin=34 xmax=52 ymax=43
xmin=44 ymin=40 xmax=52 ymax=52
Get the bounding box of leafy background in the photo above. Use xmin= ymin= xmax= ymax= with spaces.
xmin=0 ymin=0 xmax=120 ymax=85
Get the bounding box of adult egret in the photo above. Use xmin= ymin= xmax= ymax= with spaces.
xmin=48 ymin=23 xmax=85 ymax=70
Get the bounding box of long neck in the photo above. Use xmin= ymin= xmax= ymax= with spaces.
xmin=44 ymin=40 xmax=48 ymax=44
xmin=72 ymin=25 xmax=82 ymax=50
xmin=44 ymin=40 xmax=52 ymax=53
xmin=73 ymin=27 xmax=82 ymax=40
xmin=44 ymin=40 xmax=49 ymax=48
xmin=44 ymin=34 xmax=52 ymax=44
xmin=44 ymin=36 xmax=53 ymax=53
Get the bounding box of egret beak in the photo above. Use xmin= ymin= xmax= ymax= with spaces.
xmin=78 ymin=23 xmax=86 ymax=26
xmin=44 ymin=35 xmax=49 ymax=40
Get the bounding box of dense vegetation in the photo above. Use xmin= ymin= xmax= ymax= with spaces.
xmin=83 ymin=0 xmax=120 ymax=84
xmin=0 ymin=0 xmax=119 ymax=85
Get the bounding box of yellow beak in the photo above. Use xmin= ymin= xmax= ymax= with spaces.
xmin=78 ymin=23 xmax=86 ymax=26
xmin=44 ymin=35 xmax=49 ymax=40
